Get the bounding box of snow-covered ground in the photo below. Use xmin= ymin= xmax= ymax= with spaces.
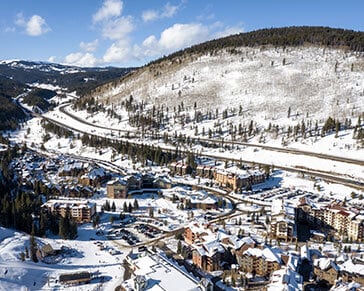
xmin=4 ymin=115 xmax=364 ymax=291
xmin=96 ymin=46 xmax=364 ymax=124
xmin=40 ymin=105 xmax=364 ymax=183
xmin=0 ymin=226 xmax=126 ymax=291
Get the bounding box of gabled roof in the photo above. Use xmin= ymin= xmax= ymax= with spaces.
xmin=244 ymin=246 xmax=282 ymax=263
xmin=313 ymin=258 xmax=339 ymax=272
xmin=196 ymin=239 xmax=225 ymax=257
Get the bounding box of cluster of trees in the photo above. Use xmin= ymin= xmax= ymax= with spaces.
xmin=0 ymin=142 xmax=78 ymax=242
xmin=22 ymin=88 xmax=56 ymax=112
xmin=147 ymin=26 xmax=364 ymax=67
xmin=58 ymin=214 xmax=78 ymax=239
xmin=0 ymin=61 xmax=133 ymax=98
xmin=353 ymin=114 xmax=364 ymax=144
xmin=41 ymin=119 xmax=74 ymax=138
xmin=123 ymin=200 xmax=139 ymax=213
xmin=0 ymin=76 xmax=26 ymax=130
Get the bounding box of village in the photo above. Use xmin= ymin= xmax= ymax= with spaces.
xmin=5 ymin=147 xmax=364 ymax=291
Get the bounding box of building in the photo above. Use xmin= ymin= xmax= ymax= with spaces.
xmin=79 ymin=166 xmax=107 ymax=187
xmin=269 ymin=199 xmax=297 ymax=242
xmin=220 ymin=235 xmax=256 ymax=266
xmin=59 ymin=272 xmax=92 ymax=285
xmin=184 ymin=223 xmax=210 ymax=245
xmin=169 ymin=162 xmax=192 ymax=176
xmin=313 ymin=258 xmax=340 ymax=286
xmin=339 ymin=258 xmax=364 ymax=286
xmin=123 ymin=252 xmax=199 ymax=291
xmin=106 ymin=178 xmax=128 ymax=199
xmin=348 ymin=215 xmax=364 ymax=242
xmin=267 ymin=266 xmax=303 ymax=291
xmin=214 ymin=167 xmax=251 ymax=190
xmin=199 ymin=164 xmax=265 ymax=191
xmin=153 ymin=175 xmax=173 ymax=189
xmin=42 ymin=199 xmax=96 ymax=223
xmin=192 ymin=239 xmax=225 ymax=272
xmin=240 ymin=246 xmax=282 ymax=277
xmin=296 ymin=197 xmax=364 ymax=241
xmin=196 ymin=165 xmax=214 ymax=179
xmin=59 ymin=161 xmax=88 ymax=177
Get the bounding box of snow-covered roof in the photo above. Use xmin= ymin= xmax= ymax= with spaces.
xmin=300 ymin=245 xmax=310 ymax=261
xmin=220 ymin=235 xmax=246 ymax=250
xmin=267 ymin=266 xmax=303 ymax=291
xmin=313 ymin=257 xmax=339 ymax=272
xmin=42 ymin=198 xmax=94 ymax=210
xmin=106 ymin=178 xmax=127 ymax=186
xmin=339 ymin=259 xmax=364 ymax=276
xmin=130 ymin=254 xmax=198 ymax=291
xmin=195 ymin=239 xmax=225 ymax=257
xmin=88 ymin=167 xmax=106 ymax=179
xmin=244 ymin=246 xmax=281 ymax=263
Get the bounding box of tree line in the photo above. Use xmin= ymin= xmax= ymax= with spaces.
xmin=147 ymin=26 xmax=364 ymax=67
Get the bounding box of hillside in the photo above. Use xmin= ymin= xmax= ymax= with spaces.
xmin=92 ymin=27 xmax=364 ymax=124
xmin=0 ymin=61 xmax=133 ymax=131
xmin=0 ymin=60 xmax=133 ymax=97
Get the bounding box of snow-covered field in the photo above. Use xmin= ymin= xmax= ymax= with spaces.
xmin=96 ymin=46 xmax=364 ymax=123
xmin=0 ymin=225 xmax=126 ymax=291
xmin=40 ymin=104 xmax=364 ymax=183
xmin=4 ymin=112 xmax=364 ymax=291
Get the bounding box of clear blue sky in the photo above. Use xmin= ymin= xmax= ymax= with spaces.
xmin=0 ymin=0 xmax=363 ymax=67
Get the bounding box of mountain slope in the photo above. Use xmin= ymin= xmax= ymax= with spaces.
xmin=92 ymin=27 xmax=364 ymax=122
xmin=0 ymin=61 xmax=133 ymax=131
xmin=0 ymin=60 xmax=133 ymax=97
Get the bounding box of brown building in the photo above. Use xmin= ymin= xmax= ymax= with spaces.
xmin=192 ymin=240 xmax=224 ymax=272
xmin=296 ymin=197 xmax=364 ymax=241
xmin=220 ymin=236 xmax=256 ymax=266
xmin=184 ymin=224 xmax=209 ymax=245
xmin=196 ymin=165 xmax=215 ymax=179
xmin=79 ymin=167 xmax=107 ymax=187
xmin=169 ymin=162 xmax=192 ymax=176
xmin=313 ymin=258 xmax=340 ymax=286
xmin=270 ymin=219 xmax=296 ymax=242
xmin=240 ymin=246 xmax=282 ymax=277
xmin=42 ymin=199 xmax=96 ymax=223
xmin=210 ymin=166 xmax=265 ymax=191
xmin=339 ymin=258 xmax=364 ymax=286
xmin=106 ymin=179 xmax=128 ymax=199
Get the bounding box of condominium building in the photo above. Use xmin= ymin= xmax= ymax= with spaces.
xmin=296 ymin=197 xmax=364 ymax=241
xmin=42 ymin=199 xmax=96 ymax=223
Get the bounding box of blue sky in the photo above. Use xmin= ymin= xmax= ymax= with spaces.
xmin=0 ymin=0 xmax=363 ymax=67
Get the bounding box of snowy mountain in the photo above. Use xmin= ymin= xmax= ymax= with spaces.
xmin=0 ymin=60 xmax=133 ymax=95
xmin=0 ymin=60 xmax=133 ymax=130
xmin=92 ymin=27 xmax=364 ymax=123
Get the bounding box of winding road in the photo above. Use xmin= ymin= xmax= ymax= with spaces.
xmin=19 ymin=98 xmax=364 ymax=190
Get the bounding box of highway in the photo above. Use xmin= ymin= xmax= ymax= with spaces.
xmin=58 ymin=103 xmax=364 ymax=167
xmin=18 ymin=99 xmax=364 ymax=191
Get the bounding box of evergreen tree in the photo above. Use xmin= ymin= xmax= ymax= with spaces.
xmin=133 ymin=199 xmax=139 ymax=210
xmin=111 ymin=201 xmax=116 ymax=212
xmin=69 ymin=219 xmax=77 ymax=239
xmin=29 ymin=226 xmax=38 ymax=263
xmin=38 ymin=212 xmax=46 ymax=237
xmin=59 ymin=216 xmax=69 ymax=239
